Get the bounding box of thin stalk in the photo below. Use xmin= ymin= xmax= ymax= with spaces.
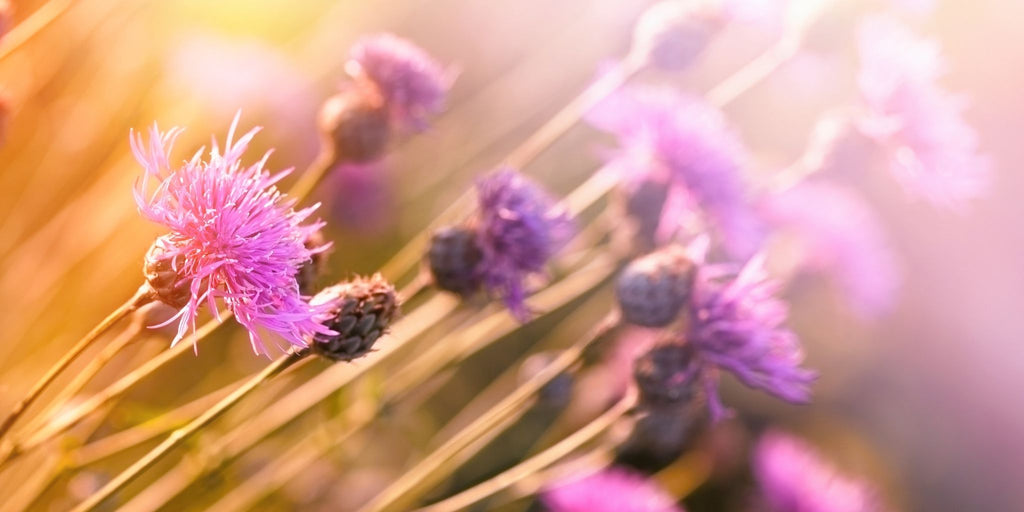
xmin=0 ymin=285 xmax=151 ymax=443
xmin=0 ymin=0 xmax=73 ymax=61
xmin=705 ymin=36 xmax=801 ymax=108
xmin=0 ymin=313 xmax=232 ymax=465
xmin=69 ymin=348 xmax=307 ymax=512
xmin=286 ymin=146 xmax=337 ymax=203
xmin=357 ymin=312 xmax=621 ymax=512
xmin=417 ymin=391 xmax=637 ymax=512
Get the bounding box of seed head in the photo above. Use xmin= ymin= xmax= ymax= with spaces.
xmin=616 ymin=245 xmax=696 ymax=328
xmin=310 ymin=274 xmax=399 ymax=362
xmin=427 ymin=225 xmax=484 ymax=296
xmin=318 ymin=84 xmax=391 ymax=164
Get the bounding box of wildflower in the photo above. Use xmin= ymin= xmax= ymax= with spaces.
xmin=428 ymin=226 xmax=484 ymax=296
xmin=754 ymin=431 xmax=885 ymax=512
xmin=631 ymin=0 xmax=726 ymax=70
xmin=346 ymin=33 xmax=450 ymax=131
xmin=473 ymin=168 xmax=573 ymax=319
xmin=633 ymin=342 xmax=702 ymax=405
xmin=856 ymin=16 xmax=990 ymax=207
xmin=310 ymin=274 xmax=399 ymax=362
xmin=687 ymin=255 xmax=815 ymax=420
xmin=616 ymin=245 xmax=697 ymax=328
xmin=543 ymin=466 xmax=684 ymax=512
xmin=132 ymin=115 xmax=333 ymax=354
xmin=765 ymin=181 xmax=899 ymax=317
xmin=589 ymin=86 xmax=761 ymax=257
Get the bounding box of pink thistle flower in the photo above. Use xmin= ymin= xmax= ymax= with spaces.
xmin=589 ymin=86 xmax=762 ymax=257
xmin=543 ymin=466 xmax=684 ymax=512
xmin=347 ymin=33 xmax=451 ymax=131
xmin=856 ymin=16 xmax=990 ymax=208
xmin=754 ymin=431 xmax=886 ymax=512
xmin=687 ymin=255 xmax=816 ymax=421
xmin=131 ymin=114 xmax=334 ymax=355
xmin=765 ymin=181 xmax=899 ymax=318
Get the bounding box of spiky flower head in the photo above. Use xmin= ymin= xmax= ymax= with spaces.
xmin=310 ymin=274 xmax=399 ymax=362
xmin=856 ymin=15 xmax=990 ymax=207
xmin=347 ymin=33 xmax=450 ymax=131
xmin=687 ymin=255 xmax=816 ymax=420
xmin=542 ymin=466 xmax=684 ymax=512
xmin=631 ymin=0 xmax=726 ymax=70
xmin=754 ymin=431 xmax=885 ymax=512
xmin=589 ymin=86 xmax=761 ymax=257
xmin=132 ymin=115 xmax=333 ymax=355
xmin=474 ymin=168 xmax=573 ymax=319
xmin=616 ymin=245 xmax=697 ymax=328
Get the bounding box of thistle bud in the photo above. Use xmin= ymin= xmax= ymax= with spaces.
xmin=310 ymin=274 xmax=399 ymax=362
xmin=427 ymin=226 xmax=483 ymax=296
xmin=616 ymin=177 xmax=669 ymax=252
xmin=616 ymin=245 xmax=696 ymax=327
xmin=318 ymin=84 xmax=391 ymax=164
xmin=633 ymin=342 xmax=701 ymax=405
xmin=143 ymin=237 xmax=190 ymax=309
xmin=616 ymin=404 xmax=696 ymax=471
xmin=297 ymin=230 xmax=331 ymax=296
xmin=631 ymin=0 xmax=725 ymax=71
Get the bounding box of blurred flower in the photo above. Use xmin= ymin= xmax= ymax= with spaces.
xmin=765 ymin=181 xmax=899 ymax=318
xmin=631 ymin=0 xmax=726 ymax=70
xmin=347 ymin=33 xmax=451 ymax=131
xmin=326 ymin=161 xmax=395 ymax=232
xmin=617 ymin=244 xmax=697 ymax=328
xmin=590 ymin=87 xmax=761 ymax=257
xmin=634 ymin=342 xmax=703 ymax=405
xmin=474 ymin=168 xmax=573 ymax=319
xmin=856 ymin=16 xmax=990 ymax=208
xmin=754 ymin=431 xmax=885 ymax=512
xmin=131 ymin=115 xmax=332 ymax=355
xmin=542 ymin=466 xmax=684 ymax=512
xmin=687 ymin=255 xmax=815 ymax=420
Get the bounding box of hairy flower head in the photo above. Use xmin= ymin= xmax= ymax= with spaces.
xmin=856 ymin=16 xmax=990 ymax=207
xmin=754 ymin=431 xmax=885 ymax=512
xmin=590 ymin=86 xmax=761 ymax=257
xmin=132 ymin=115 xmax=333 ymax=355
xmin=687 ymin=255 xmax=815 ymax=420
xmin=543 ymin=466 xmax=684 ymax=512
xmin=474 ymin=168 xmax=573 ymax=319
xmin=347 ymin=33 xmax=450 ymax=131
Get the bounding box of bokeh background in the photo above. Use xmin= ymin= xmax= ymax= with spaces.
xmin=0 ymin=0 xmax=1020 ymax=510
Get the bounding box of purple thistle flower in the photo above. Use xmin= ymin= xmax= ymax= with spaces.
xmin=347 ymin=33 xmax=450 ymax=131
xmin=856 ymin=16 xmax=990 ymax=208
xmin=131 ymin=114 xmax=334 ymax=355
xmin=474 ymin=168 xmax=573 ymax=320
xmin=765 ymin=181 xmax=900 ymax=318
xmin=542 ymin=466 xmax=684 ymax=512
xmin=589 ymin=86 xmax=762 ymax=257
xmin=754 ymin=431 xmax=885 ymax=512
xmin=687 ymin=254 xmax=815 ymax=421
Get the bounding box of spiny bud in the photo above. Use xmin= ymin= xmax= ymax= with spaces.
xmin=318 ymin=83 xmax=391 ymax=164
xmin=310 ymin=274 xmax=399 ymax=362
xmin=631 ymin=0 xmax=725 ymax=71
xmin=297 ymin=230 xmax=331 ymax=296
xmin=633 ymin=342 xmax=701 ymax=405
xmin=616 ymin=245 xmax=696 ymax=327
xmin=143 ymin=237 xmax=190 ymax=309
xmin=427 ymin=225 xmax=483 ymax=296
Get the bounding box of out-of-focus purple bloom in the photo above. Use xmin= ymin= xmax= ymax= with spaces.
xmin=589 ymin=86 xmax=761 ymax=257
xmin=131 ymin=115 xmax=333 ymax=355
xmin=631 ymin=0 xmax=726 ymax=70
xmin=765 ymin=181 xmax=899 ymax=318
xmin=754 ymin=431 xmax=885 ymax=512
xmin=687 ymin=255 xmax=815 ymax=420
xmin=326 ymin=161 xmax=394 ymax=232
xmin=856 ymin=16 xmax=990 ymax=208
xmin=543 ymin=466 xmax=684 ymax=512
xmin=474 ymin=168 xmax=573 ymax=319
xmin=347 ymin=33 xmax=450 ymax=131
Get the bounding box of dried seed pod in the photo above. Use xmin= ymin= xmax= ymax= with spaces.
xmin=616 ymin=245 xmax=696 ymax=327
xmin=143 ymin=237 xmax=191 ymax=309
xmin=311 ymin=274 xmax=399 ymax=362
xmin=318 ymin=84 xmax=391 ymax=164
xmin=427 ymin=225 xmax=483 ymax=296
xmin=633 ymin=342 xmax=701 ymax=405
